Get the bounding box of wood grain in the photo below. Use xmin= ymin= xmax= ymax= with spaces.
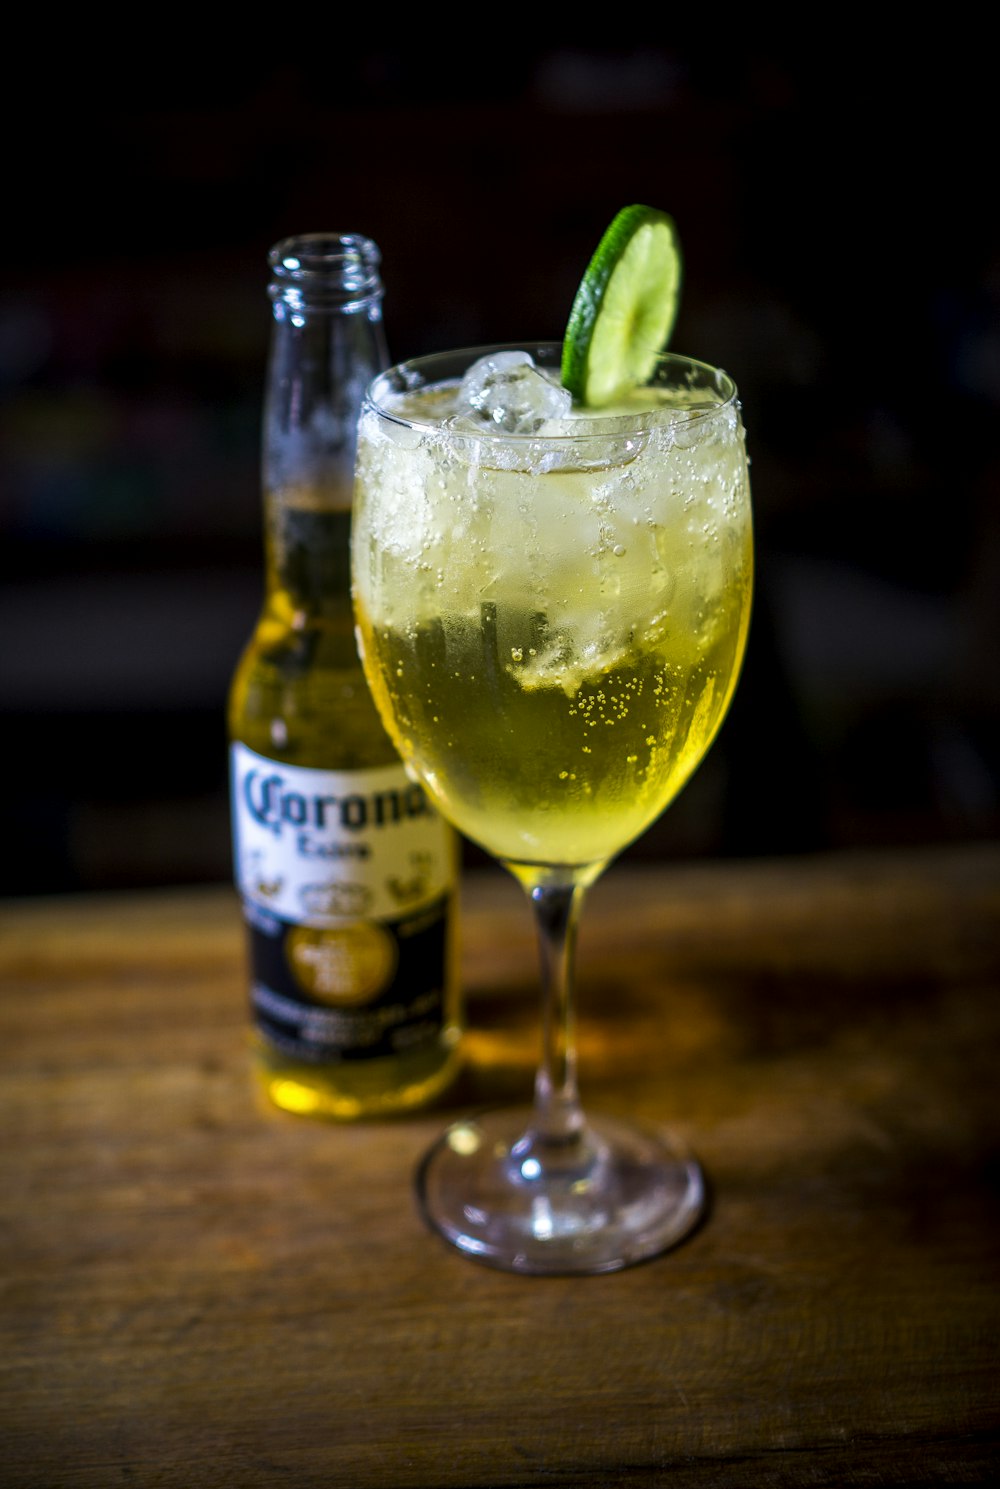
xmin=1 ymin=845 xmax=998 ymax=1486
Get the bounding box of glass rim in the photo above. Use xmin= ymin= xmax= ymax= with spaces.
xmin=363 ymin=341 xmax=738 ymax=443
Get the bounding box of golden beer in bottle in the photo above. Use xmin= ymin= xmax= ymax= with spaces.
xmin=228 ymin=234 xmax=461 ymax=1118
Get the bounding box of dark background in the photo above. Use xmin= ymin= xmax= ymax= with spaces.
xmin=2 ymin=38 xmax=996 ymax=896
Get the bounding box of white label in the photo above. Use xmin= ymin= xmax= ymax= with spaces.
xmin=230 ymin=744 xmax=454 ymax=928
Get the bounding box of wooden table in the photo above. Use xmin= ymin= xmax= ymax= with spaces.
xmin=2 ymin=845 xmax=998 ymax=1487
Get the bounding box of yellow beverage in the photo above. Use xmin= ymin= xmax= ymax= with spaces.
xmin=228 ymin=236 xmax=461 ymax=1122
xmin=230 ymin=497 xmax=462 ymax=1118
xmin=352 ymin=350 xmax=752 ymax=873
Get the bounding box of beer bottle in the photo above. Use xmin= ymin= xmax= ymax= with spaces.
xmin=228 ymin=233 xmax=461 ymax=1118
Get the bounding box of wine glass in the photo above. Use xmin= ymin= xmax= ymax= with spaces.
xmin=351 ymin=343 xmax=753 ymax=1274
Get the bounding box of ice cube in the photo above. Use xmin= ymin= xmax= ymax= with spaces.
xmin=456 ymin=351 xmax=573 ymax=434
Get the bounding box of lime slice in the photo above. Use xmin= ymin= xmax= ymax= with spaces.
xmin=561 ymin=205 xmax=682 ymax=407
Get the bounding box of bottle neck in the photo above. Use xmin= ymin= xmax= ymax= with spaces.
xmin=261 ymin=234 xmax=388 ymax=611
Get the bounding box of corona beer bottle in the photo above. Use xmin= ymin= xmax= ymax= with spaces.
xmin=228 ymin=233 xmax=461 ymax=1118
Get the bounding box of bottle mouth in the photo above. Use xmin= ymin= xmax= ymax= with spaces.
xmin=268 ymin=233 xmax=383 ymax=306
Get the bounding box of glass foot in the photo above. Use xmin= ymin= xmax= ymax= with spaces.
xmin=415 ymin=1106 xmax=705 ymax=1275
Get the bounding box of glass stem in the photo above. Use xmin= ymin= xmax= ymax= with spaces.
xmin=528 ymin=878 xmax=588 ymax=1146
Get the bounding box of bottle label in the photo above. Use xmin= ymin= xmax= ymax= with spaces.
xmin=230 ymin=744 xmax=455 ymax=1062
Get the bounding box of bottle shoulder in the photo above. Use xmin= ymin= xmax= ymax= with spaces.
xmin=229 ymin=610 xmax=400 ymax=771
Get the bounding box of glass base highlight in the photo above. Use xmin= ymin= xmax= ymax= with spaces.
xmin=415 ymin=1107 xmax=705 ymax=1275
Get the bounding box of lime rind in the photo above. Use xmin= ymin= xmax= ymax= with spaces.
xmin=561 ymin=205 xmax=682 ymax=408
